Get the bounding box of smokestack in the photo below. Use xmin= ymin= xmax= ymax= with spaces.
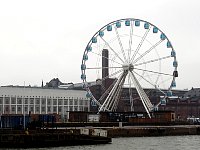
xmin=102 ymin=49 xmax=109 ymax=79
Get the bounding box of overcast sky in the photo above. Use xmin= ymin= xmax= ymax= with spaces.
xmin=0 ymin=0 xmax=199 ymax=90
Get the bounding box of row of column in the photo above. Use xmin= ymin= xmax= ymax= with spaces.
xmin=0 ymin=96 xmax=90 ymax=115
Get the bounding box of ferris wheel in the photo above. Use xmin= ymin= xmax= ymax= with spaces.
xmin=81 ymin=18 xmax=178 ymax=118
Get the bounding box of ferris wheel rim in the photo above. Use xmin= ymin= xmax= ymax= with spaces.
xmin=81 ymin=18 xmax=178 ymax=113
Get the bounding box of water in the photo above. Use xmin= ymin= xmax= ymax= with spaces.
xmin=10 ymin=135 xmax=200 ymax=150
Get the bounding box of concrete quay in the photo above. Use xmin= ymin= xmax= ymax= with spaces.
xmin=0 ymin=128 xmax=112 ymax=148
xmin=106 ymin=125 xmax=200 ymax=137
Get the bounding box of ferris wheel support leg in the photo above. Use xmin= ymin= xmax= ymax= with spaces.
xmin=98 ymin=78 xmax=118 ymax=103
xmin=130 ymin=71 xmax=153 ymax=118
xmin=112 ymin=81 xmax=125 ymax=111
xmin=132 ymin=72 xmax=154 ymax=109
xmin=109 ymin=73 xmax=127 ymax=111
xmin=104 ymin=79 xmax=122 ymax=110
xmin=128 ymin=73 xmax=134 ymax=111
xmin=98 ymin=72 xmax=124 ymax=112
xmin=109 ymin=85 xmax=121 ymax=111
xmin=106 ymin=72 xmax=127 ymax=111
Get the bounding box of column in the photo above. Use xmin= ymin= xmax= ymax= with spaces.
xmin=2 ymin=96 xmax=4 ymax=114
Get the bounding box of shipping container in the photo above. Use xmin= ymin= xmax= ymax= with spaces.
xmin=0 ymin=114 xmax=29 ymax=129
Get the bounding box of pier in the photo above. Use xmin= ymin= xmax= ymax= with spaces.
xmin=0 ymin=128 xmax=111 ymax=148
xmin=106 ymin=125 xmax=200 ymax=137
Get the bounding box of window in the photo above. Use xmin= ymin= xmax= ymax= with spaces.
xmin=58 ymin=106 xmax=62 ymax=112
xmin=11 ymin=106 xmax=16 ymax=112
xmin=17 ymin=98 xmax=22 ymax=104
xmin=64 ymin=106 xmax=68 ymax=111
xmin=25 ymin=106 xmax=28 ymax=112
xmin=69 ymin=106 xmax=73 ymax=111
xmin=84 ymin=107 xmax=88 ymax=111
xmin=17 ymin=106 xmax=21 ymax=112
xmin=5 ymin=97 xmax=10 ymax=104
xmin=5 ymin=106 xmax=9 ymax=112
xmin=64 ymin=99 xmax=68 ymax=105
xmin=171 ymin=114 xmax=175 ymax=120
xmin=79 ymin=100 xmax=83 ymax=105
xmin=84 ymin=100 xmax=88 ymax=106
xmin=36 ymin=106 xmax=40 ymax=112
xmin=41 ymin=99 xmax=46 ymax=105
xmin=25 ymin=98 xmax=28 ymax=104
xmin=47 ymin=106 xmax=51 ymax=112
xmin=74 ymin=106 xmax=78 ymax=111
xmin=58 ymin=99 xmax=62 ymax=105
xmin=47 ymin=99 xmax=51 ymax=105
xmin=42 ymin=107 xmax=45 ymax=112
xmin=74 ymin=100 xmax=78 ymax=105
xmin=79 ymin=106 xmax=83 ymax=111
xmin=36 ymin=99 xmax=40 ymax=104
xmin=30 ymin=98 xmax=34 ymax=104
xmin=53 ymin=106 xmax=57 ymax=112
xmin=30 ymin=106 xmax=34 ymax=112
xmin=69 ymin=100 xmax=73 ymax=105
xmin=11 ymin=97 xmax=16 ymax=104
xmin=53 ymin=99 xmax=57 ymax=105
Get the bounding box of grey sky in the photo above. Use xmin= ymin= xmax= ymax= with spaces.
xmin=0 ymin=0 xmax=199 ymax=90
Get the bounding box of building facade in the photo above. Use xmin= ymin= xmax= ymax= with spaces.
xmin=184 ymin=88 xmax=200 ymax=98
xmin=0 ymin=86 xmax=90 ymax=118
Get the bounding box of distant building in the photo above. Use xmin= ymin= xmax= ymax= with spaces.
xmin=45 ymin=78 xmax=64 ymax=88
xmin=0 ymin=86 xmax=90 ymax=121
xmin=184 ymin=88 xmax=200 ymax=98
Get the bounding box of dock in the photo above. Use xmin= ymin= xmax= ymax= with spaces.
xmin=0 ymin=128 xmax=112 ymax=148
xmin=106 ymin=125 xmax=200 ymax=137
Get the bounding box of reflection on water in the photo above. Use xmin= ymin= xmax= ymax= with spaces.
xmin=24 ymin=135 xmax=200 ymax=150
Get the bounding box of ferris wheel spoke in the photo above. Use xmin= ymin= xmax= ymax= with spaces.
xmin=133 ymin=70 xmax=165 ymax=95
xmin=98 ymin=78 xmax=118 ymax=102
xmin=134 ymin=55 xmax=171 ymax=67
xmin=128 ymin=21 xmax=134 ymax=62
xmin=86 ymin=66 xmax=122 ymax=70
xmin=134 ymin=67 xmax=173 ymax=77
xmin=133 ymin=70 xmax=157 ymax=88
xmin=133 ymin=40 xmax=164 ymax=64
xmin=129 ymin=71 xmax=153 ymax=118
xmin=130 ymin=27 xmax=151 ymax=63
xmin=108 ymin=72 xmax=127 ymax=111
xmin=101 ymin=68 xmax=124 ymax=82
xmin=100 ymin=36 xmax=125 ymax=63
xmin=99 ymin=71 xmax=126 ymax=112
xmin=114 ymin=27 xmax=127 ymax=62
xmin=157 ymin=77 xmax=172 ymax=88
xmin=107 ymin=72 xmax=127 ymax=111
xmin=142 ymin=68 xmax=155 ymax=87
xmin=110 ymin=81 xmax=123 ymax=111
xmin=109 ymin=82 xmax=122 ymax=111
xmin=128 ymin=72 xmax=134 ymax=111
xmin=90 ymin=51 xmax=123 ymax=66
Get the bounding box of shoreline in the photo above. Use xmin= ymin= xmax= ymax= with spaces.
xmin=105 ymin=125 xmax=200 ymax=137
xmin=0 ymin=128 xmax=112 ymax=148
xmin=0 ymin=125 xmax=200 ymax=148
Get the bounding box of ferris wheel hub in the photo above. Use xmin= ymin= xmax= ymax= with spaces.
xmin=122 ymin=63 xmax=134 ymax=71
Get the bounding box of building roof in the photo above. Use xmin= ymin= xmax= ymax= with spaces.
xmin=0 ymin=86 xmax=87 ymax=98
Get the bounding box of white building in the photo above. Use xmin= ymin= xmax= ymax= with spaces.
xmin=0 ymin=86 xmax=90 ymax=117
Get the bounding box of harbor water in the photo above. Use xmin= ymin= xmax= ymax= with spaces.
xmin=26 ymin=135 xmax=200 ymax=150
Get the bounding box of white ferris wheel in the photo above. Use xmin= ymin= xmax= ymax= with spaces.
xmin=81 ymin=18 xmax=178 ymax=118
